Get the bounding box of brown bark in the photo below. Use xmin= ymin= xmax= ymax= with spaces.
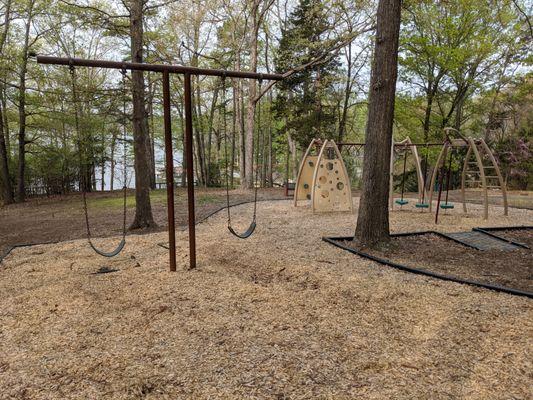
xmin=128 ymin=0 xmax=156 ymax=229
xmin=0 ymin=102 xmax=12 ymax=203
xmin=110 ymin=131 xmax=116 ymax=191
xmin=0 ymin=0 xmax=12 ymax=204
xmin=16 ymin=0 xmax=35 ymax=203
xmin=147 ymin=72 xmax=156 ymax=189
xmin=355 ymin=0 xmax=402 ymax=246
xmin=338 ymin=44 xmax=353 ymax=143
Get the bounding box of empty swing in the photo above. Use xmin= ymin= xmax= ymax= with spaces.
xmin=440 ymin=148 xmax=455 ymax=210
xmin=221 ymin=76 xmax=263 ymax=239
xmin=70 ymin=62 xmax=129 ymax=257
xmin=395 ymin=148 xmax=409 ymax=206
xmin=415 ymin=144 xmax=430 ymax=209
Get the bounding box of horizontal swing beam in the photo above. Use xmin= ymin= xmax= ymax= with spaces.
xmin=35 ymin=54 xmax=284 ymax=272
xmin=35 ymin=55 xmax=284 ymax=80
xmin=337 ymin=142 xmax=445 ymax=147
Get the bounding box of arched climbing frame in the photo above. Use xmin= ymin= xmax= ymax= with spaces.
xmin=294 ymin=138 xmax=321 ymax=206
xmin=428 ymin=128 xmax=508 ymax=220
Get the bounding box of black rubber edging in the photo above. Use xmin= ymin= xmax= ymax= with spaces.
xmin=472 ymin=227 xmax=531 ymax=249
xmin=0 ymin=240 xmax=66 ymax=265
xmin=194 ymin=197 xmax=291 ymax=226
xmin=1 ymin=198 xmax=292 ymax=264
xmin=390 ymin=230 xmax=482 ymax=250
xmin=474 ymin=225 xmax=533 ymax=231
xmin=2 ymin=197 xmax=294 ymax=262
xmin=322 ymin=236 xmax=533 ymax=299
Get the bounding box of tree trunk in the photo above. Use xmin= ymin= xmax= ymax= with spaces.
xmin=15 ymin=1 xmax=34 ymax=203
xmin=243 ymin=2 xmax=260 ymax=189
xmin=267 ymin=92 xmax=273 ymax=187
xmin=234 ymin=59 xmax=246 ymax=186
xmin=147 ymin=73 xmax=156 ymax=189
xmin=129 ymin=0 xmax=156 ymax=229
xmin=422 ymin=89 xmax=434 ymax=142
xmin=355 ymin=0 xmax=402 ymax=246
xmin=338 ymin=43 xmax=353 ymax=143
xmin=0 ymin=99 xmax=12 ymax=204
xmin=0 ymin=0 xmax=13 ymax=204
xmin=110 ymin=131 xmax=116 ymax=191
xmin=287 ymin=131 xmax=298 ymax=182
xmin=230 ymin=83 xmax=237 ymax=188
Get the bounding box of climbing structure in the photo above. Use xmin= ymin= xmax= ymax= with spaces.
xmin=428 ymin=128 xmax=508 ymax=220
xmin=311 ymin=140 xmax=353 ymax=213
xmin=294 ymin=139 xmax=353 ymax=212
xmin=460 ymin=137 xmax=508 ymax=218
xmin=294 ymin=139 xmax=321 ymax=206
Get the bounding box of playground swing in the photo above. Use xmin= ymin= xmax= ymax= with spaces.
xmin=70 ymin=63 xmax=128 ymax=257
xmin=415 ymin=144 xmax=430 ymax=209
xmin=221 ymin=75 xmax=263 ymax=239
xmin=394 ymin=148 xmax=409 ymax=207
xmin=440 ymin=147 xmax=455 ymax=210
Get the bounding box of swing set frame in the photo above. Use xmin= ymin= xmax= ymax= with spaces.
xmin=36 ymin=55 xmax=283 ymax=271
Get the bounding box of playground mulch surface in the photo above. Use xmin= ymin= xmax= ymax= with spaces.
xmin=345 ymin=231 xmax=533 ymax=293
xmin=0 ymin=187 xmax=285 ymax=261
xmin=0 ymin=199 xmax=532 ymax=399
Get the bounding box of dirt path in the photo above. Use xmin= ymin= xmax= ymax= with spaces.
xmin=0 ymin=199 xmax=532 ymax=399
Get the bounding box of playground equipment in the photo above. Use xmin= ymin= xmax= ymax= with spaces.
xmin=69 ymin=64 xmax=129 ymax=258
xmin=37 ymin=55 xmax=283 ymax=270
xmin=428 ymin=128 xmax=508 ymax=222
xmin=298 ymin=129 xmax=507 ymax=222
xmin=294 ymin=139 xmax=321 ymax=205
xmin=312 ymin=140 xmax=353 ymax=213
xmin=294 ymin=139 xmax=353 ymax=213
xmin=388 ymin=137 xmax=426 ymax=210
xmin=415 ymin=144 xmax=430 ymax=209
xmin=221 ymin=76 xmax=263 ymax=239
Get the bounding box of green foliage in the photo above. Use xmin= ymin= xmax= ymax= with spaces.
xmin=275 ymin=0 xmax=341 ymax=148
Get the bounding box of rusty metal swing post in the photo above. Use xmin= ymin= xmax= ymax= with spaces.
xmin=36 ymin=55 xmax=283 ymax=271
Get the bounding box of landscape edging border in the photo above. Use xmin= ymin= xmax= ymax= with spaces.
xmin=0 ymin=197 xmax=292 ymax=265
xmin=322 ymin=230 xmax=533 ymax=299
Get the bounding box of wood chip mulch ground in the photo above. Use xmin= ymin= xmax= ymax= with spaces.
xmin=0 ymin=198 xmax=532 ymax=399
xmin=346 ymin=231 xmax=532 ymax=293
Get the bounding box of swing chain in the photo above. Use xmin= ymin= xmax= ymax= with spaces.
xmin=69 ymin=62 xmax=128 ymax=256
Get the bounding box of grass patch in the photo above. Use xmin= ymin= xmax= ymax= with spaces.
xmin=87 ymin=189 xmax=222 ymax=209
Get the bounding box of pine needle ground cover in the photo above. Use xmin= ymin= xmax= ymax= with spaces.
xmin=1 ymin=199 xmax=532 ymax=399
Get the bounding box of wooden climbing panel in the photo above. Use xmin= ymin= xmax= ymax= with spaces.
xmin=311 ymin=140 xmax=353 ymax=213
xmin=294 ymin=139 xmax=320 ymax=205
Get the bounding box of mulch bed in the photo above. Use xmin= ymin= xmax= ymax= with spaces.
xmin=488 ymin=228 xmax=533 ymax=248
xmin=344 ymin=231 xmax=532 ymax=293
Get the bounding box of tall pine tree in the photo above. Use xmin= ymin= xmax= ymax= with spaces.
xmin=275 ymin=0 xmax=340 ymax=148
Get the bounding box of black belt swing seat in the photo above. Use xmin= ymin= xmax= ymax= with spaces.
xmin=395 ymin=149 xmax=409 ymax=206
xmin=221 ymin=75 xmax=263 ymax=239
xmin=70 ymin=61 xmax=129 ymax=257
